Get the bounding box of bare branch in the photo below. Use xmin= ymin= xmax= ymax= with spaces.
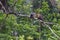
xmin=44 ymin=23 xmax=60 ymax=39
xmin=8 ymin=11 xmax=60 ymax=25
xmin=38 ymin=20 xmax=60 ymax=39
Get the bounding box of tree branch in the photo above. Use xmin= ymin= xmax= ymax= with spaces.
xmin=44 ymin=23 xmax=60 ymax=39
xmin=38 ymin=20 xmax=60 ymax=39
xmin=0 ymin=1 xmax=8 ymax=14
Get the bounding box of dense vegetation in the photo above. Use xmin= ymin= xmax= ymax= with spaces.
xmin=0 ymin=0 xmax=60 ymax=40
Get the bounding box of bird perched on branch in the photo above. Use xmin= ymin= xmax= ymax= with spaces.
xmin=30 ymin=12 xmax=44 ymax=20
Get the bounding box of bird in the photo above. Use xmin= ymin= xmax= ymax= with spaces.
xmin=30 ymin=12 xmax=44 ymax=20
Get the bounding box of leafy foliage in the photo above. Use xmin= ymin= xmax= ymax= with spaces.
xmin=0 ymin=0 xmax=60 ymax=40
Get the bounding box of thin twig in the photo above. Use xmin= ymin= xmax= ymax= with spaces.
xmin=39 ymin=20 xmax=60 ymax=39
xmin=44 ymin=23 xmax=60 ymax=39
